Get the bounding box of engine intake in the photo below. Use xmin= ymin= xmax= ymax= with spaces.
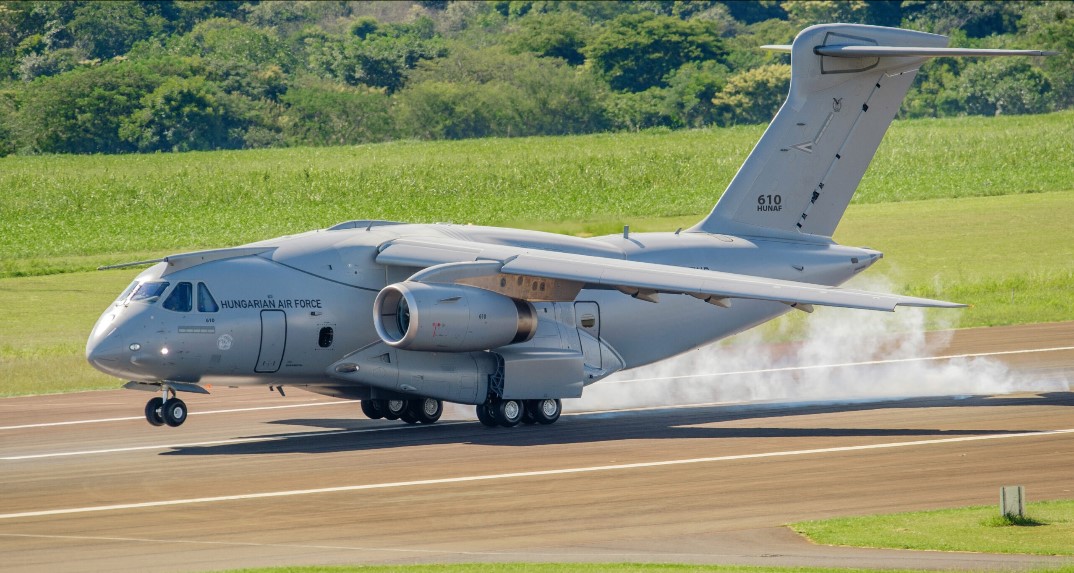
xmin=374 ymin=283 xmax=537 ymax=352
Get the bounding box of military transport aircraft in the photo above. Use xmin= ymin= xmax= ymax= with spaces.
xmin=86 ymin=24 xmax=1054 ymax=429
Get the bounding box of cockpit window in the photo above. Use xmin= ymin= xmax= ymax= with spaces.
xmin=129 ymin=281 xmax=169 ymax=304
xmin=197 ymin=283 xmax=219 ymax=313
xmin=115 ymin=281 xmax=139 ymax=304
xmin=163 ymin=282 xmax=193 ymax=312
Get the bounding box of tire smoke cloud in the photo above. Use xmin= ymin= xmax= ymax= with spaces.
xmin=571 ymin=277 xmax=1070 ymax=412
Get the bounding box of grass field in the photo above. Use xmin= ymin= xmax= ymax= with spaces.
xmin=793 ymin=500 xmax=1074 ymax=555
xmin=1 ymin=113 xmax=1072 ymax=397
xmin=1 ymin=111 xmax=1071 ymax=277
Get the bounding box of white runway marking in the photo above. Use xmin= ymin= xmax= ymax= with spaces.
xmin=608 ymin=346 xmax=1074 ymax=385
xmin=3 ymin=427 xmax=1071 ymax=520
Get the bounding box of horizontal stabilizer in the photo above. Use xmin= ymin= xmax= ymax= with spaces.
xmin=760 ymin=44 xmax=1057 ymax=58
xmin=814 ymin=45 xmax=1058 ymax=58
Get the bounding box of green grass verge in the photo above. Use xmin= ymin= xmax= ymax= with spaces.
xmin=214 ymin=566 xmax=1074 ymax=573
xmin=793 ymin=499 xmax=1074 ymax=555
xmin=2 ymin=111 xmax=1071 ymax=277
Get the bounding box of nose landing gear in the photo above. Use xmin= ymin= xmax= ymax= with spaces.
xmin=130 ymin=381 xmax=205 ymax=428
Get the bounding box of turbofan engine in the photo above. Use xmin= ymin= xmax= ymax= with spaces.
xmin=373 ymin=282 xmax=537 ymax=352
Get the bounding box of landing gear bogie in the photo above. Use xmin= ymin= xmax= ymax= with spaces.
xmin=364 ymin=398 xmax=443 ymax=425
xmin=478 ymin=398 xmax=563 ymax=428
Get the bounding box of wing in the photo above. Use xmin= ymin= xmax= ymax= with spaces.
xmin=376 ymin=237 xmax=963 ymax=312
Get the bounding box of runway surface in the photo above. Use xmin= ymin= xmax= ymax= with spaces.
xmin=2 ymin=321 xmax=1073 ymax=572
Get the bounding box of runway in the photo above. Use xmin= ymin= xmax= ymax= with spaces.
xmin=2 ymin=322 xmax=1073 ymax=572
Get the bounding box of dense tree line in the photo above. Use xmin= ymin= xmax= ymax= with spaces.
xmin=0 ymin=0 xmax=1070 ymax=155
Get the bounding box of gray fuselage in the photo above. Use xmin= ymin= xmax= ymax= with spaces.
xmin=86 ymin=222 xmax=879 ymax=401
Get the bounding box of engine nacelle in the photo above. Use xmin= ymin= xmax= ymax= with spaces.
xmin=373 ymin=282 xmax=537 ymax=352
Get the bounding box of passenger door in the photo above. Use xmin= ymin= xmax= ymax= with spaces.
xmin=255 ymin=310 xmax=287 ymax=373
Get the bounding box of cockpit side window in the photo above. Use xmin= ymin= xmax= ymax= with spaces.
xmin=163 ymin=282 xmax=193 ymax=312
xmin=115 ymin=281 xmax=139 ymax=304
xmin=130 ymin=281 xmax=169 ymax=304
xmin=197 ymin=283 xmax=219 ymax=313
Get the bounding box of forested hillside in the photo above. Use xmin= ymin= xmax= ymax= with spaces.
xmin=0 ymin=0 xmax=1070 ymax=155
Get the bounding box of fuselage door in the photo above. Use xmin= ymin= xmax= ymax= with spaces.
xmin=574 ymin=301 xmax=601 ymax=369
xmin=255 ymin=310 xmax=287 ymax=373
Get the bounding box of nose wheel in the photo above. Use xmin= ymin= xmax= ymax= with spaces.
xmin=144 ymin=397 xmax=165 ymax=427
xmin=142 ymin=386 xmax=189 ymax=427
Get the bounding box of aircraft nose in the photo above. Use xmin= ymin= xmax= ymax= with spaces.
xmin=86 ymin=312 xmax=126 ymax=375
xmin=86 ymin=334 xmax=125 ymax=374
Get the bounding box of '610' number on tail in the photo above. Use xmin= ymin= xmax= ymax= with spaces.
xmin=757 ymin=194 xmax=782 ymax=212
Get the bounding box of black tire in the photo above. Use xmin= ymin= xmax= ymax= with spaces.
xmin=162 ymin=398 xmax=187 ymax=427
xmin=414 ymin=398 xmax=443 ymax=424
xmin=360 ymin=400 xmax=383 ymax=420
xmin=496 ymin=399 xmax=523 ymax=428
xmin=384 ymin=399 xmax=407 ymax=421
xmin=521 ymin=400 xmax=538 ymax=425
xmin=144 ymin=397 xmax=165 ymax=427
xmin=476 ymin=403 xmax=497 ymax=427
xmin=400 ymin=408 xmax=419 ymax=424
xmin=534 ymin=398 xmax=562 ymax=425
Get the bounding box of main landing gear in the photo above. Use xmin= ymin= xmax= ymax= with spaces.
xmin=360 ymin=398 xmax=443 ymax=424
xmin=144 ymin=388 xmax=187 ymax=427
xmin=477 ymin=398 xmax=561 ymax=428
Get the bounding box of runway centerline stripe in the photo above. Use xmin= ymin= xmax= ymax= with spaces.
xmin=3 ymin=427 xmax=1071 ymax=520
xmin=5 ymin=345 xmax=1071 ymax=432
xmin=609 ymin=345 xmax=1074 ymax=384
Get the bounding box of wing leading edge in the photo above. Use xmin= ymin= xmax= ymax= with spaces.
xmin=376 ymin=238 xmax=963 ymax=312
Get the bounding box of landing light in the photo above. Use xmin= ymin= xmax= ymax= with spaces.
xmin=129 ymin=343 xmax=141 ymax=351
xmin=160 ymin=347 xmax=169 ymax=356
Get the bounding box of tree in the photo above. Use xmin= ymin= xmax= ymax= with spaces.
xmin=782 ymin=1 xmax=874 ymax=27
xmin=1020 ymin=2 xmax=1074 ymax=109
xmin=169 ymin=18 xmax=295 ymax=71
xmin=506 ymin=10 xmax=590 ymax=66
xmin=957 ymin=58 xmax=1054 ymax=116
xmin=305 ymin=17 xmax=446 ymax=93
xmin=586 ymin=12 xmax=726 ymax=92
xmin=17 ymin=62 xmax=161 ymax=153
xmin=711 ymin=63 xmax=790 ymax=126
xmin=66 ymin=1 xmax=166 ymax=60
xmin=280 ymin=77 xmax=394 ymax=146
xmin=119 ymin=76 xmax=239 ymax=152
xmin=399 ymin=46 xmax=607 ymax=138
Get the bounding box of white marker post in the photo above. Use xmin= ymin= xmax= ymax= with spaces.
xmin=1000 ymin=485 xmax=1025 ymax=518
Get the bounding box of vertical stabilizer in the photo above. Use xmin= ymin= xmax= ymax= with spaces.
xmin=691 ymin=24 xmax=946 ymax=240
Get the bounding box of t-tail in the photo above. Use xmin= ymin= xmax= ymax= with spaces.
xmin=690 ymin=23 xmax=1055 ymax=241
